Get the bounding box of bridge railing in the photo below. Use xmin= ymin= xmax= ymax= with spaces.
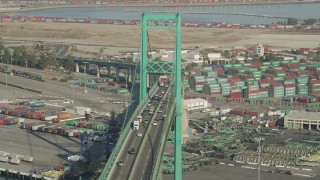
xmin=151 ymin=80 xmax=176 ymax=180
xmin=99 ymin=83 xmax=159 ymax=180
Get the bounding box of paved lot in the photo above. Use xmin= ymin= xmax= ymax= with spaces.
xmin=0 ymin=65 xmax=130 ymax=174
xmin=162 ymin=164 xmax=318 ymax=180
xmin=0 ymin=125 xmax=80 ymax=173
xmin=0 ymin=71 xmax=127 ymax=114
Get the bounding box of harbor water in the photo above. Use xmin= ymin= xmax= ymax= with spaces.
xmin=11 ymin=3 xmax=320 ymax=24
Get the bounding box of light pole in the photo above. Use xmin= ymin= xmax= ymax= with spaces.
xmin=10 ymin=55 xmax=13 ymax=76
xmin=5 ymin=70 xmax=8 ymax=102
xmin=83 ymin=62 xmax=88 ymax=94
xmin=257 ymin=125 xmax=261 ymax=180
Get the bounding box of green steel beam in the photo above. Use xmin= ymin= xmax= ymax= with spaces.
xmin=140 ymin=12 xmax=182 ymax=180
xmin=140 ymin=13 xmax=148 ymax=102
xmin=146 ymin=62 xmax=174 ymax=74
xmin=174 ymin=13 xmax=182 ymax=180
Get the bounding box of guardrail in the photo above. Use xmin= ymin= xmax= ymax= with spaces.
xmin=151 ymin=81 xmax=176 ymax=180
xmin=99 ymin=83 xmax=159 ymax=180
xmin=127 ymin=82 xmax=173 ymax=180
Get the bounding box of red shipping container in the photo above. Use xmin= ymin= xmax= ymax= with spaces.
xmin=271 ymin=83 xmax=283 ymax=87
xmin=246 ymin=111 xmax=260 ymax=116
xmin=297 ymin=71 xmax=308 ymax=75
xmin=229 ymin=110 xmax=245 ymax=116
xmin=248 ymin=90 xmax=260 ymax=94
xmin=252 ymin=62 xmax=262 ymax=66
xmin=310 ymin=80 xmax=320 ymax=84
xmin=297 ymin=98 xmax=308 ymax=103
xmin=275 ymin=70 xmax=285 ymax=74
xmin=230 ymin=92 xmax=241 ymax=98
xmin=311 ymin=85 xmax=320 ymax=89
xmin=260 ymin=88 xmax=268 ymax=91
xmin=269 ymin=120 xmax=277 ymax=127
xmin=195 ymin=82 xmax=205 ymax=85
xmin=285 ymin=84 xmax=296 ymax=88
xmin=210 ymin=92 xmax=221 ymax=96
xmin=285 ymin=76 xmax=295 ymax=80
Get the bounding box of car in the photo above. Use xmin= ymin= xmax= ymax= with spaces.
xmin=147 ymin=103 xmax=152 ymax=106
xmin=158 ymin=109 xmax=163 ymax=113
xmin=161 ymin=91 xmax=165 ymax=94
xmin=128 ymin=149 xmax=136 ymax=155
xmin=137 ymin=133 xmax=142 ymax=137
xmin=117 ymin=160 xmax=124 ymax=166
xmin=152 ymin=121 xmax=158 ymax=126
xmin=144 ymin=120 xmax=148 ymax=124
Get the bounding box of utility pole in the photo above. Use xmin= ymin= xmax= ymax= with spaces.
xmin=83 ymin=62 xmax=88 ymax=94
xmin=257 ymin=125 xmax=261 ymax=180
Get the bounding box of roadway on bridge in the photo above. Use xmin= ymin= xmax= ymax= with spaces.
xmin=128 ymin=87 xmax=170 ymax=180
xmin=109 ymin=86 xmax=167 ymax=180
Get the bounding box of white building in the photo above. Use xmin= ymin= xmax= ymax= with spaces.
xmin=254 ymin=43 xmax=264 ymax=57
xmin=184 ymin=98 xmax=208 ymax=111
xmin=208 ymin=53 xmax=221 ymax=60
xmin=285 ymin=110 xmax=320 ymax=130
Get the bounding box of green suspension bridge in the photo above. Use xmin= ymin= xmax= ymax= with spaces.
xmin=99 ymin=13 xmax=183 ymax=180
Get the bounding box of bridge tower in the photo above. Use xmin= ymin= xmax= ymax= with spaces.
xmin=139 ymin=13 xmax=182 ymax=180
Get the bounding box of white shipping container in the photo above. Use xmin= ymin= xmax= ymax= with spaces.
xmin=32 ymin=124 xmax=46 ymax=131
xmin=0 ymin=151 xmax=9 ymax=157
xmin=0 ymin=156 xmax=9 ymax=162
xmin=44 ymin=115 xmax=58 ymax=121
xmin=9 ymin=158 xmax=20 ymax=165
xmin=22 ymin=156 xmax=33 ymax=162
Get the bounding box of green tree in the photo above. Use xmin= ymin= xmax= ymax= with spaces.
xmin=37 ymin=53 xmax=48 ymax=69
xmin=3 ymin=48 xmax=11 ymax=63
xmin=26 ymin=54 xmax=36 ymax=68
xmin=222 ymin=50 xmax=231 ymax=59
xmin=0 ymin=39 xmax=5 ymax=55
xmin=99 ymin=48 xmax=104 ymax=58
xmin=200 ymin=50 xmax=209 ymax=66
xmin=110 ymin=109 xmax=118 ymax=127
xmin=304 ymin=18 xmax=317 ymax=25
xmin=287 ymin=18 xmax=298 ymax=25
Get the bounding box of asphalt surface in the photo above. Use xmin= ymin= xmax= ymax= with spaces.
xmin=0 ymin=71 xmax=126 ymax=113
xmin=0 ymin=125 xmax=80 ymax=172
xmin=128 ymin=87 xmax=169 ymax=180
xmin=109 ymin=86 xmax=167 ymax=180
xmin=162 ymin=164 xmax=318 ymax=180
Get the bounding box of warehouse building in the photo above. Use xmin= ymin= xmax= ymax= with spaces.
xmin=284 ymin=110 xmax=320 ymax=130
xmin=184 ymin=98 xmax=209 ymax=111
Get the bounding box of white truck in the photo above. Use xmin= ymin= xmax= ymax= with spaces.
xmin=133 ymin=121 xmax=140 ymax=130
xmin=132 ymin=115 xmax=143 ymax=130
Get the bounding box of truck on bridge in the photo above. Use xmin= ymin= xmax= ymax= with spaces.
xmin=132 ymin=115 xmax=142 ymax=130
xmin=159 ymin=75 xmax=169 ymax=87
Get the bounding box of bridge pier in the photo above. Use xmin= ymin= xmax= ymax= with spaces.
xmin=127 ymin=67 xmax=132 ymax=82
xmin=75 ymin=63 xmax=79 ymax=73
xmin=97 ymin=65 xmax=100 ymax=78
xmin=107 ymin=66 xmax=111 ymax=76
xmin=115 ymin=67 xmax=120 ymax=83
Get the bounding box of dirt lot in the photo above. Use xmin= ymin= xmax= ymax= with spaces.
xmin=0 ymin=22 xmax=320 ymax=56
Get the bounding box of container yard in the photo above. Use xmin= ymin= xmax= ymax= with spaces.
xmin=184 ymin=61 xmax=320 ymax=110
xmin=162 ymin=104 xmax=320 ymax=178
xmin=0 ymin=101 xmax=115 ymax=179
xmin=72 ymin=77 xmax=129 ymax=95
xmin=154 ymin=60 xmax=320 ymax=178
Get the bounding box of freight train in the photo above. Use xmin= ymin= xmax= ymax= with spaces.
xmin=0 ymin=65 xmax=44 ymax=82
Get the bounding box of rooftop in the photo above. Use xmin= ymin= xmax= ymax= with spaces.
xmin=286 ymin=110 xmax=320 ymax=121
xmin=184 ymin=98 xmax=208 ymax=104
